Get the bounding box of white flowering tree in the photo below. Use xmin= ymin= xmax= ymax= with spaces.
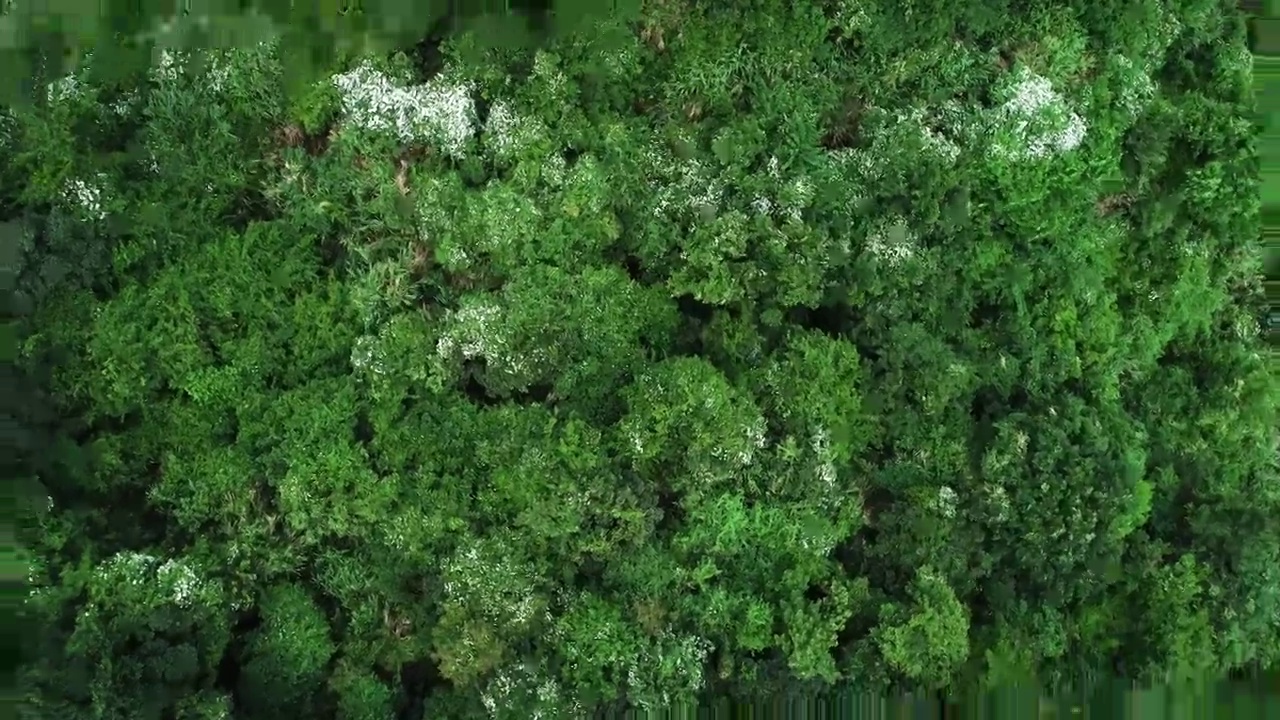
xmin=433 ymin=263 xmax=679 ymax=407
xmin=332 ymin=58 xmax=478 ymax=157
xmin=29 ymin=552 xmax=234 ymax=720
xmin=431 ymin=531 xmax=555 ymax=687
xmin=616 ymin=356 xmax=769 ymax=504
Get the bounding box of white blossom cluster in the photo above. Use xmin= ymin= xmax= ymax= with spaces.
xmin=1012 ymin=429 xmax=1029 ymax=454
xmin=984 ymin=483 xmax=1011 ymax=522
xmin=47 ymin=73 xmax=85 ymax=104
xmin=156 ymin=558 xmax=203 ymax=607
xmin=835 ymin=101 xmax=970 ymax=193
xmin=1222 ymin=41 xmax=1254 ymax=91
xmin=979 ymin=428 xmax=1026 ymax=520
xmin=382 ymin=509 xmax=422 ymax=554
xmin=644 ymin=137 xmax=724 ymax=221
xmin=102 ymin=550 xmax=146 ymax=581
xmin=747 ymin=156 xmax=808 ymax=221
xmin=438 ymin=240 xmax=472 ymax=269
xmin=811 ymin=428 xmax=838 ymax=495
xmin=1145 ymin=5 xmax=1183 ymax=72
xmin=675 ymin=213 xmax=751 ymax=285
xmin=541 ymin=152 xmax=568 ymax=187
xmin=352 ymin=313 xmax=439 ymax=388
xmin=350 ymin=335 xmax=388 ymax=375
xmin=651 ymin=147 xmax=821 ymax=228
xmin=198 ymin=41 xmax=279 ymax=94
xmin=40 ymin=49 xmax=99 ymax=106
xmin=829 ymin=146 xmax=883 ymax=187
xmin=936 ymin=485 xmax=959 ymax=519
xmin=561 ymin=155 xmax=610 ymax=214
xmin=741 ymin=414 xmax=769 ymax=466
xmin=698 ymin=408 xmax=768 ymax=476
xmin=94 ymin=551 xmax=208 ymax=608
xmin=990 ymin=68 xmax=1087 ymax=160
xmin=627 ymin=425 xmax=646 ymax=456
xmin=627 ymin=374 xmax=769 ymax=487
xmin=980 ymin=451 xmax=1010 ymax=480
xmin=206 ymin=55 xmax=235 ymax=94
xmin=790 ymin=505 xmax=845 ymax=557
xmin=435 ymin=296 xmax=549 ymax=384
xmin=483 ymin=100 xmax=546 ymax=161
xmin=888 ymin=105 xmax=963 ymax=163
xmin=864 ymin=215 xmax=917 ymax=266
xmin=1111 ymin=55 xmax=1156 ymax=122
xmin=830 ymin=0 xmax=871 ymax=35
xmin=332 ymin=60 xmax=477 ymax=157
xmin=530 ymin=50 xmax=571 ymax=100
xmin=25 ymin=552 xmax=47 ymax=602
xmin=0 ymin=108 xmax=12 ymax=147
xmin=274 ymin=467 xmax=315 ymax=533
xmin=64 ymin=176 xmax=108 ymax=220
xmin=442 ymin=537 xmax=544 ymax=633
xmin=437 ymin=300 xmax=504 ymax=359
xmin=625 ymin=631 xmax=714 ymax=710
xmin=1233 ymin=311 xmax=1260 ymax=341
xmin=437 ymin=301 xmax=505 ymax=364
xmin=109 ymin=88 xmax=142 ymax=118
xmin=150 ymin=47 xmax=184 ymax=83
xmin=778 ymin=175 xmax=815 ymax=224
xmin=479 ymin=661 xmax=581 ymax=719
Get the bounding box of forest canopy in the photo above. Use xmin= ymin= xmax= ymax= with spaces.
xmin=7 ymin=0 xmax=1278 ymax=717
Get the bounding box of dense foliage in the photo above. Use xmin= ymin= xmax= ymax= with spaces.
xmin=9 ymin=0 xmax=1277 ymax=717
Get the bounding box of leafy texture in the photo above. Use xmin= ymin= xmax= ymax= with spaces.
xmin=10 ymin=0 xmax=1276 ymax=717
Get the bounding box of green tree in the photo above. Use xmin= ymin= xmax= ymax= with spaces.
xmin=874 ymin=568 xmax=971 ymax=689
xmin=238 ymin=583 xmax=337 ymax=716
xmin=23 ymin=552 xmax=232 ymax=719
